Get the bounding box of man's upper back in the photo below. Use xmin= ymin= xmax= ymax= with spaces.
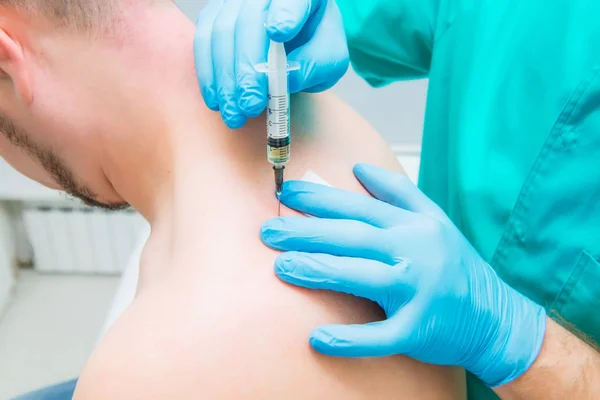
xmin=73 ymin=93 xmax=466 ymax=399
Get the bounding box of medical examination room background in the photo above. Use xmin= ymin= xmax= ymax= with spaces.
xmin=0 ymin=1 xmax=428 ymax=398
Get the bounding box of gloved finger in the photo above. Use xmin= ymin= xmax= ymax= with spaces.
xmin=234 ymin=0 xmax=269 ymax=118
xmin=211 ymin=0 xmax=247 ymax=129
xmin=286 ymin=1 xmax=349 ymax=93
xmin=309 ymin=320 xmax=402 ymax=357
xmin=279 ymin=180 xmax=415 ymax=229
xmin=266 ymin=0 xmax=317 ymax=42
xmin=274 ymin=252 xmax=409 ymax=302
xmin=300 ymin=82 xmax=334 ymax=94
xmin=353 ymin=163 xmax=448 ymax=222
xmin=194 ymin=0 xmax=224 ymax=111
xmin=261 ymin=216 xmax=396 ymax=265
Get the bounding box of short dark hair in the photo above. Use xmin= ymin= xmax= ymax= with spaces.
xmin=0 ymin=0 xmax=117 ymax=32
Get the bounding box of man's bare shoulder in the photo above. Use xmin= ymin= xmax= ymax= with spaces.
xmin=75 ymin=278 xmax=465 ymax=400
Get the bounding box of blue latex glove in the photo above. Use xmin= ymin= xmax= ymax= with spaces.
xmin=194 ymin=0 xmax=349 ymax=129
xmin=260 ymin=163 xmax=547 ymax=388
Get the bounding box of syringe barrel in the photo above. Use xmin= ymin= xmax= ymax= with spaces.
xmin=266 ymin=92 xmax=290 ymax=139
xmin=266 ymin=41 xmax=290 ymax=141
xmin=265 ymin=41 xmax=291 ymax=166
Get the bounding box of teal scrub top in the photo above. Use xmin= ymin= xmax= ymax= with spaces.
xmin=337 ymin=0 xmax=600 ymax=398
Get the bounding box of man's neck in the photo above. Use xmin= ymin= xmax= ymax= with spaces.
xmin=84 ymin=3 xmax=289 ymax=233
xmin=90 ymin=6 xmax=223 ymax=222
xmin=96 ymin=11 xmax=278 ymax=227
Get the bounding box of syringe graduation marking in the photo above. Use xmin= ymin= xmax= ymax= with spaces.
xmin=268 ymin=94 xmax=290 ymax=138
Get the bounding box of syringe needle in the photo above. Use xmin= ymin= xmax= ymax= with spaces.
xmin=278 ymin=196 xmax=282 ymax=216
xmin=274 ymin=166 xmax=284 ymax=216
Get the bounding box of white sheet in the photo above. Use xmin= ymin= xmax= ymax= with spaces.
xmin=301 ymin=170 xmax=331 ymax=186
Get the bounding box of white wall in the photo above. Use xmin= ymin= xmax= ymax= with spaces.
xmin=333 ymin=73 xmax=427 ymax=145
xmin=0 ymin=204 xmax=15 ymax=317
xmin=0 ymin=159 xmax=62 ymax=202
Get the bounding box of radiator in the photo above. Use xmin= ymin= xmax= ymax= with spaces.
xmin=22 ymin=203 xmax=150 ymax=275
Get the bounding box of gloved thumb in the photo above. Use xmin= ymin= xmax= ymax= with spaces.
xmin=267 ymin=0 xmax=316 ymax=42
xmin=309 ymin=321 xmax=400 ymax=358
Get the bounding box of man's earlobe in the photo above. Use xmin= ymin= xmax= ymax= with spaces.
xmin=0 ymin=28 xmax=33 ymax=104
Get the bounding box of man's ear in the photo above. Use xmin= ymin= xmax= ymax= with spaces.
xmin=0 ymin=27 xmax=33 ymax=104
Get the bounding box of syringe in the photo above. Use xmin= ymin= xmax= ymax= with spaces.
xmin=255 ymin=40 xmax=299 ymax=214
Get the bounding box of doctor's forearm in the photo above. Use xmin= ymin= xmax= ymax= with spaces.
xmin=494 ymin=318 xmax=600 ymax=400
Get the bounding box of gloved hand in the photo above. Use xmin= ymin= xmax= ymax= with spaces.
xmin=194 ymin=0 xmax=349 ymax=129
xmin=260 ymin=163 xmax=547 ymax=388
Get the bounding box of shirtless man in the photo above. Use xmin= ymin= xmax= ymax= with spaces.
xmin=0 ymin=0 xmax=465 ymax=398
